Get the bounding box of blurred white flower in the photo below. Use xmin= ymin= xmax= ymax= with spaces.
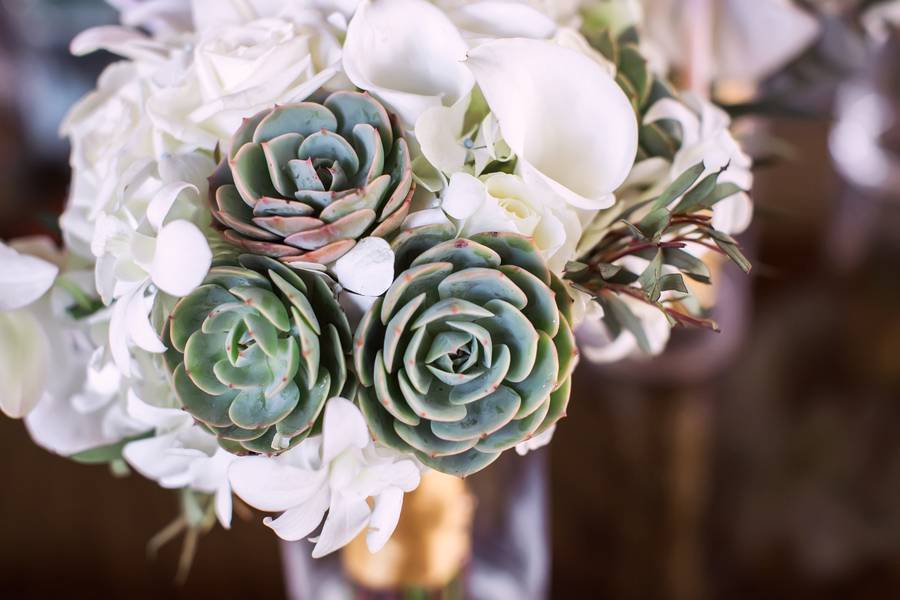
xmin=577 ymin=295 xmax=671 ymax=363
xmin=643 ymin=92 xmax=754 ymax=235
xmin=465 ymin=38 xmax=638 ymax=210
xmin=107 ymin=0 xmax=195 ymax=34
xmin=123 ymin=394 xmax=236 ymax=528
xmin=863 ymin=0 xmax=900 ymax=42
xmin=442 ymin=172 xmax=585 ymax=273
xmin=641 ymin=0 xmax=819 ymax=86
xmin=343 ymin=0 xmax=475 ymax=126
xmin=0 ymin=240 xmax=59 ymax=312
xmin=229 ymin=397 xmax=421 ymax=557
xmin=515 ymin=424 xmax=555 ymax=456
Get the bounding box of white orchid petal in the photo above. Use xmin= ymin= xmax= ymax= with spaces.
xmin=123 ymin=432 xmax=192 ymax=487
xmin=450 ymin=2 xmax=556 ymax=39
xmin=442 ymin=172 xmax=487 ymax=221
xmin=126 ymin=389 xmax=190 ymax=430
xmin=150 ymin=221 xmax=212 ymax=297
xmin=332 ymin=237 xmax=394 ymax=297
xmin=466 ymin=39 xmax=637 ymax=209
xmin=109 ymin=292 xmax=135 ymax=376
xmin=0 ymin=242 xmax=59 ymax=311
xmin=322 ymin=397 xmax=370 ymax=465
xmin=311 ymin=496 xmax=371 ymax=558
xmin=401 ymin=208 xmax=453 ymax=231
xmin=366 ymin=487 xmax=404 ymax=553
xmin=146 ymin=182 xmax=200 ymax=231
xmin=124 ymin=290 xmax=166 ymax=354
xmin=263 ymin=488 xmax=331 ymax=542
xmin=229 ymin=454 xmax=328 ymax=512
xmin=343 ymin=0 xmax=474 ymax=125
xmin=345 ymin=458 xmax=421 ymax=498
xmin=216 ymin=485 xmax=234 ymax=530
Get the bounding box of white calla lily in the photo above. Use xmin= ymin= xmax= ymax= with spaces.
xmin=229 ymin=397 xmax=421 ymax=556
xmin=446 ymin=1 xmax=557 ymax=39
xmin=343 ymin=0 xmax=474 ymax=125
xmin=465 ymin=38 xmax=638 ymax=210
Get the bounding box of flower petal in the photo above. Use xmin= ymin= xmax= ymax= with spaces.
xmin=343 ymin=0 xmax=474 ymax=125
xmin=322 ymin=397 xmax=371 ymax=465
xmin=465 ymin=38 xmax=638 ymax=209
xmin=449 ymin=2 xmax=557 ymax=39
xmin=0 ymin=310 xmax=49 ymax=418
xmin=311 ymin=496 xmax=371 ymax=558
xmin=150 ymin=220 xmax=212 ymax=297
xmin=332 ymin=237 xmax=395 ymax=297
xmin=263 ymin=488 xmax=331 ymax=542
xmin=366 ymin=486 xmax=403 ymax=552
xmin=0 ymin=241 xmax=59 ymax=311
xmin=229 ymin=454 xmax=328 ymax=512
xmin=442 ymin=172 xmax=487 ymax=221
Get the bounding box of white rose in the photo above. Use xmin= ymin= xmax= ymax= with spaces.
xmin=61 ymin=61 xmax=158 ymax=258
xmin=148 ymin=16 xmax=342 ymax=151
xmin=441 ymin=172 xmax=586 ymax=273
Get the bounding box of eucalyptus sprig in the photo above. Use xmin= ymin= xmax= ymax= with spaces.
xmin=567 ymin=162 xmax=752 ymax=352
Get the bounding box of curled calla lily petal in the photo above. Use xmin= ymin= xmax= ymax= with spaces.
xmin=0 ymin=241 xmax=59 ymax=311
xmin=465 ymin=38 xmax=638 ymax=210
xmin=150 ymin=220 xmax=212 ymax=297
xmin=343 ymin=0 xmax=474 ymax=125
xmin=333 ymin=237 xmax=396 ymax=298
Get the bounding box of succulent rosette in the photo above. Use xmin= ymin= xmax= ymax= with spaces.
xmin=353 ymin=227 xmax=579 ymax=477
xmin=210 ymin=91 xmax=415 ymax=265
xmin=166 ymin=254 xmax=352 ymax=455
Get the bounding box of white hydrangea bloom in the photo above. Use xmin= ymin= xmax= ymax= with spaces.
xmin=229 ymin=397 xmax=421 ymax=557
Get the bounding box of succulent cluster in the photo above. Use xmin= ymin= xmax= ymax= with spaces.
xmin=166 ymin=255 xmax=352 ymax=454
xmin=210 ymin=91 xmax=415 ymax=265
xmin=353 ymin=228 xmax=578 ymax=477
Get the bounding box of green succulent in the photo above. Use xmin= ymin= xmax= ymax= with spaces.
xmin=353 ymin=228 xmax=578 ymax=477
xmin=210 ymin=91 xmax=415 ymax=265
xmin=165 ymin=254 xmax=353 ymax=455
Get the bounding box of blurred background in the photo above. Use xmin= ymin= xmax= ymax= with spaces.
xmin=1 ymin=1 xmax=899 ymax=599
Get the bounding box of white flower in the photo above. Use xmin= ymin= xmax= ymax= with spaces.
xmin=148 ymin=15 xmax=342 ymax=151
xmin=465 ymin=38 xmax=638 ymax=210
xmin=60 ymin=61 xmax=162 ymax=257
xmin=343 ymin=0 xmax=475 ymax=126
xmin=229 ymin=397 xmax=421 ymax=557
xmin=577 ymin=296 xmax=671 ymax=363
xmin=863 ymin=0 xmax=900 ymax=42
xmin=437 ymin=0 xmax=558 ymax=40
xmin=643 ymin=93 xmax=754 ymax=235
xmin=640 ymin=0 xmax=819 ymax=85
xmin=92 ymin=154 xmax=214 ymax=375
xmin=0 ymin=240 xmax=59 ymax=312
xmin=441 ymin=172 xmax=584 ymax=273
xmin=123 ymin=394 xmax=236 ymax=528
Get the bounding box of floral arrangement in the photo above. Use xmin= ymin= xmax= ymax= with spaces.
xmin=0 ymin=0 xmax=758 ymax=573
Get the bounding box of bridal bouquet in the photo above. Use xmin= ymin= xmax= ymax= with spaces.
xmin=0 ymin=0 xmax=755 ymax=568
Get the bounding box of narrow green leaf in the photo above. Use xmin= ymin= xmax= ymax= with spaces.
xmin=715 ymin=239 xmax=752 ymax=273
xmin=70 ymin=431 xmax=154 ymax=465
xmin=650 ymin=161 xmax=705 ymax=211
xmin=638 ymin=250 xmax=664 ymax=302
xmin=659 ymin=273 xmax=689 ymax=294
xmin=637 ymin=207 xmax=671 ymax=241
xmin=662 ymin=248 xmax=711 ymax=283
xmin=673 ymin=169 xmax=722 ymax=214
xmin=598 ymin=293 xmax=652 ymax=354
xmin=700 ymin=182 xmax=743 ymax=209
